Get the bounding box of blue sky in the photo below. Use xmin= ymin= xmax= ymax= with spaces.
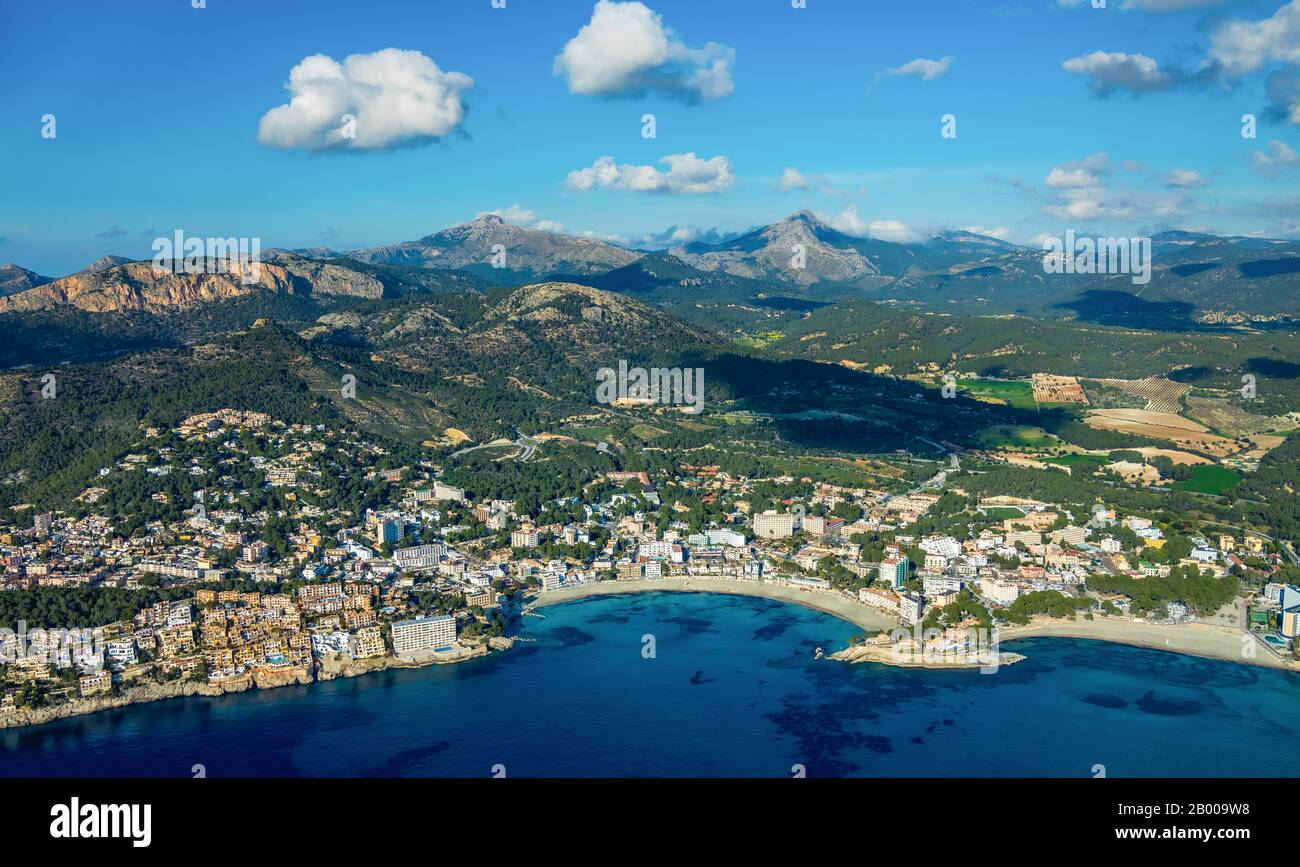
xmin=2 ymin=0 xmax=1299 ymax=275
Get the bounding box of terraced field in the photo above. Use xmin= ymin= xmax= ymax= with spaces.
xmin=1083 ymin=408 xmax=1237 ymax=456
xmin=1085 ymin=376 xmax=1190 ymax=414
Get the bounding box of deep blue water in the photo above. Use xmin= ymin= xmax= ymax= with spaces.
xmin=3 ymin=591 xmax=1299 ymax=777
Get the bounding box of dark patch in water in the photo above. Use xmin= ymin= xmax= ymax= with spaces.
xmin=1135 ymin=690 xmax=1200 ymax=717
xmin=366 ymin=741 xmax=451 ymax=776
xmin=1028 ymin=637 xmax=1258 ymax=691
xmin=1082 ymin=694 xmax=1129 ymax=709
xmin=910 ymin=736 xmax=924 ymax=744
xmin=690 ymin=670 xmax=716 ymax=685
xmin=660 ymin=615 xmax=713 ymax=635
xmin=753 ymin=619 xmax=793 ymax=641
xmin=942 ymin=719 xmax=954 ymax=726
xmin=546 ymin=626 xmax=596 ymax=648
xmin=587 ymin=613 xmax=630 ymax=625
xmin=766 ymin=698 xmax=892 ymax=774
xmin=765 ymin=653 xmax=813 ymax=670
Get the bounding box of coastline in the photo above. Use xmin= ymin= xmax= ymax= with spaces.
xmin=529 ymin=578 xmax=899 ymax=633
xmin=534 ymin=581 xmax=1299 ymax=674
xmin=998 ymin=616 xmax=1297 ymax=672
xmin=0 ymin=637 xmax=510 ymax=731
xmin=6 ymin=593 xmax=1292 ymax=731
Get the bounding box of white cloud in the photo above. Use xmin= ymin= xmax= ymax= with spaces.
xmin=1041 ymin=154 xmax=1197 ymax=222
xmin=1045 ymin=187 xmax=1192 ymax=222
xmin=777 ymin=168 xmax=810 ymax=191
xmin=553 ymin=0 xmax=734 ymax=101
xmin=486 ymin=205 xmax=539 ymax=223
xmin=1166 ymin=169 xmax=1207 ymax=188
xmin=639 ymin=224 xmax=745 ymax=248
xmin=962 ymin=225 xmax=1013 ymax=241
xmin=1046 ymin=190 xmax=1111 ymax=221
xmin=827 ymin=205 xmax=869 ymax=236
xmin=1062 ymin=51 xmax=1179 ymax=94
xmin=481 ymin=205 xmax=566 ymax=233
xmin=864 ymin=219 xmax=920 ymax=243
xmin=1045 ymin=153 xmax=1111 ymax=188
xmin=1251 ymin=140 xmax=1300 ymax=176
xmin=773 ymin=167 xmax=851 ymax=197
xmin=1046 ymin=168 xmax=1100 ymax=188
xmin=825 ymin=206 xmax=919 ymax=243
xmin=1208 ymin=0 xmax=1300 ymax=79
xmin=257 ymin=48 xmax=473 ymax=151
xmin=565 ymin=152 xmax=734 ymax=195
xmin=883 ymin=56 xmax=953 ymax=81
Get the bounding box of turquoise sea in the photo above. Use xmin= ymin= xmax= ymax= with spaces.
xmin=2 ymin=591 xmax=1298 ymax=777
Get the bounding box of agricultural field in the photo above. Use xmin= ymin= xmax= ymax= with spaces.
xmin=1084 ymin=376 xmax=1190 ymax=414
xmin=1083 ymin=408 xmax=1237 ymax=456
xmin=1184 ymin=394 xmax=1296 ymax=438
xmin=1081 ymin=380 xmax=1149 ymax=410
xmin=1243 ymin=434 xmax=1287 ymax=459
xmin=1133 ymin=447 xmax=1212 ymax=466
xmin=974 ymin=424 xmax=1058 ymax=450
xmin=1174 ymin=465 xmax=1243 ymax=495
xmin=958 ymin=378 xmax=1037 ymax=410
xmin=732 ymin=330 xmax=785 ymax=349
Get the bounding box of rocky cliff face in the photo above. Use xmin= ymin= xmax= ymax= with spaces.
xmin=0 ymin=255 xmax=385 ymax=313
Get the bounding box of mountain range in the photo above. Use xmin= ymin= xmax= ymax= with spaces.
xmin=3 ymin=212 xmax=1299 ymax=323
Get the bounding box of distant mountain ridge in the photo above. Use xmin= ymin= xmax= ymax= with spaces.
xmin=2 ymin=212 xmax=1297 ymax=322
xmin=0 ymin=263 xmax=52 ymax=297
xmin=77 ymin=255 xmax=133 ymax=274
xmin=347 ymin=213 xmax=641 ymax=282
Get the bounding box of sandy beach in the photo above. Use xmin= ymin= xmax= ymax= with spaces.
xmin=999 ymin=616 xmax=1297 ymax=671
xmin=530 ymin=578 xmax=899 ymax=632
xmin=532 ymin=581 xmax=1299 ymax=673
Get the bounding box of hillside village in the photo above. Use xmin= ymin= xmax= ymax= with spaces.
xmin=1 ymin=401 xmax=1294 ymax=726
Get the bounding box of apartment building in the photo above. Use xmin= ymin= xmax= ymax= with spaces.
xmin=754 ymin=512 xmax=796 ymax=539
xmin=390 ymin=615 xmax=457 ymax=655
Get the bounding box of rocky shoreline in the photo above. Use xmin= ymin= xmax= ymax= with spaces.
xmin=829 ymin=642 xmax=1025 ymax=669
xmin=0 ymin=637 xmax=514 ymax=731
xmin=0 ymin=677 xmax=256 ymax=730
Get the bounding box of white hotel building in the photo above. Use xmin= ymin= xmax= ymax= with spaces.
xmin=390 ymin=615 xmax=457 ymax=655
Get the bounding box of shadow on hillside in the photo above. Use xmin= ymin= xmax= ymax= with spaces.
xmin=1238 ymin=259 xmax=1300 ymax=279
xmin=694 ymin=352 xmax=1060 ymax=454
xmin=1053 ymin=291 xmax=1198 ymax=331
xmin=1246 ymin=357 xmax=1300 ymax=379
